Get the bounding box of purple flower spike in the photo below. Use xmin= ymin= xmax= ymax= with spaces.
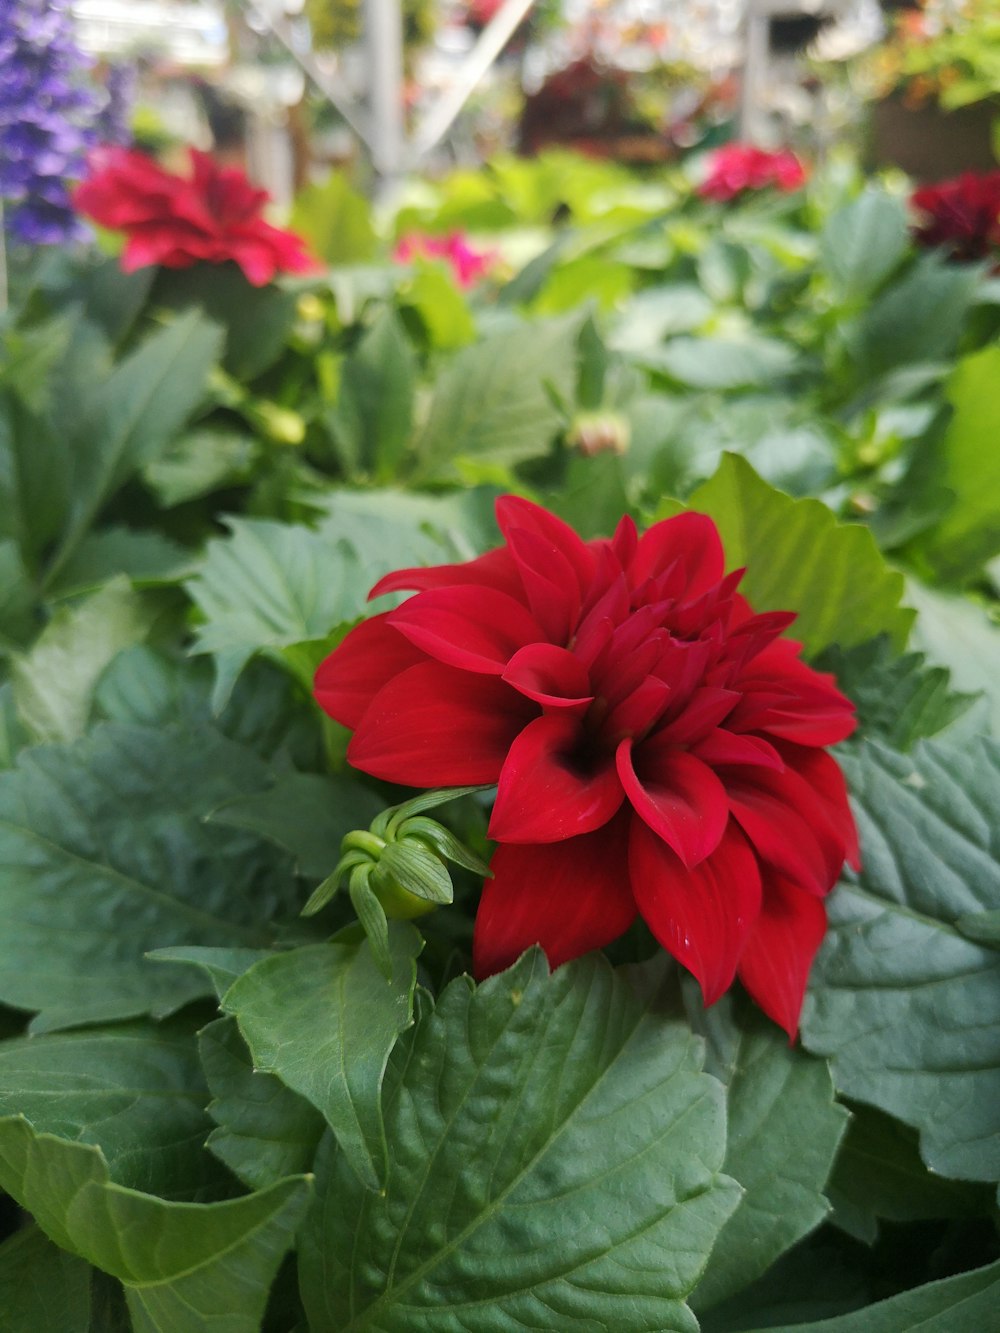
xmin=0 ymin=0 xmax=100 ymax=246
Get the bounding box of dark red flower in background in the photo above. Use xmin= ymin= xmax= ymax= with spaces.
xmin=315 ymin=498 xmax=858 ymax=1036
xmin=698 ymin=142 xmax=807 ymax=202
xmin=911 ymin=170 xmax=1000 ymax=263
xmin=73 ymin=146 xmax=320 ymax=285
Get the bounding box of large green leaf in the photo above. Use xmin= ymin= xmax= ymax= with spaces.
xmin=741 ymin=1257 xmax=1000 ymax=1333
xmin=905 ymin=581 xmax=1000 ymax=735
xmin=199 ymin=1016 xmax=324 ymax=1192
xmin=327 ymin=306 xmax=416 ymax=479
xmin=46 ymin=527 xmax=191 ymax=598
xmin=209 ymin=770 xmax=384 ymax=879
xmin=685 ymin=454 xmax=913 ymax=655
xmin=0 ymin=538 xmax=36 ymax=649
xmin=0 ymin=1021 xmax=218 ymax=1199
xmin=299 ymin=950 xmax=741 ymax=1331
xmin=802 ymin=738 xmax=1000 ymax=1182
xmin=686 ymin=995 xmax=848 ymax=1311
xmin=416 ymin=315 xmax=581 ymax=473
xmin=185 ymin=517 xmax=365 ymax=708
xmin=0 ymin=1225 xmax=92 ymax=1333
xmin=0 ymin=722 xmax=296 ymax=1031
xmin=142 ymin=429 xmax=258 ymax=509
xmin=290 ymin=172 xmax=377 ymax=264
xmin=0 ymin=1118 xmax=310 ymax=1333
xmin=915 ymin=345 xmax=1000 ymax=581
xmin=640 ymin=334 xmax=802 ymax=390
xmin=10 ymin=579 xmax=154 ymax=743
xmin=222 ymin=928 xmax=421 ymax=1190
xmin=819 ymin=188 xmax=909 ymax=299
xmin=814 ymin=636 xmax=975 ymax=750
xmin=50 ymin=309 xmax=223 ymax=581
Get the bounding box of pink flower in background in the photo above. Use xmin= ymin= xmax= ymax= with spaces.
xmin=74 ymin=146 xmax=320 ymax=285
xmin=698 ymin=142 xmax=807 ymax=202
xmin=393 ymin=230 xmax=496 ymax=288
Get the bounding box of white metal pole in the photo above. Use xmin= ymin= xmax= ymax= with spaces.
xmin=363 ymin=0 xmax=405 ymax=196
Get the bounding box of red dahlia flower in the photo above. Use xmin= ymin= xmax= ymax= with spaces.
xmin=698 ymin=142 xmax=807 ymax=202
xmin=911 ymin=170 xmax=1000 ymax=263
xmin=73 ymin=146 xmax=319 ymax=286
xmin=315 ymin=498 xmax=858 ymax=1036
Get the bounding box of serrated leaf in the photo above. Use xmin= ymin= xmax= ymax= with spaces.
xmin=686 ymin=454 xmax=913 ymax=656
xmin=50 ymin=309 xmax=223 ymax=581
xmin=0 ymin=1225 xmax=92 ymax=1333
xmin=327 ymin=306 xmax=416 ymax=479
xmin=417 ymin=315 xmax=581 ymax=473
xmin=685 ymin=994 xmax=848 ymax=1311
xmin=209 ymin=770 xmax=384 ymax=880
xmin=0 ymin=1022 xmax=220 ymax=1199
xmin=740 ymin=1256 xmax=1000 ymax=1333
xmin=0 ymin=1118 xmax=310 ymax=1333
xmin=640 ymin=334 xmax=802 ymax=390
xmin=826 ymin=1104 xmax=992 ymax=1245
xmin=222 ymin=928 xmax=421 ymax=1190
xmin=11 ymin=578 xmax=154 ymax=743
xmin=46 ymin=527 xmax=191 ymax=598
xmin=299 ymin=950 xmax=741 ymax=1332
xmin=819 ymin=188 xmax=909 ymax=298
xmin=915 ymin=345 xmax=1000 ymax=581
xmin=199 ymin=1017 xmax=324 ymax=1192
xmin=814 ymin=636 xmax=975 ymax=750
xmin=0 ymin=722 xmax=295 ymax=1031
xmin=802 ymin=738 xmax=1000 ymax=1182
xmin=149 ymin=947 xmax=274 ymax=999
xmin=186 ymin=517 xmax=365 ymax=709
xmin=143 ymin=429 xmax=258 ymax=508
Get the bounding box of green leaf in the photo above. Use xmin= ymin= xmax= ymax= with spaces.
xmin=142 ymin=429 xmax=258 ymax=508
xmin=417 ymin=315 xmax=581 ymax=474
xmin=846 ymin=255 xmax=980 ymax=380
xmin=148 ymin=947 xmax=274 ymax=999
xmin=640 ymin=334 xmax=802 ymax=390
xmin=685 ymin=995 xmax=848 ymax=1312
xmin=0 ymin=1118 xmax=310 ymax=1333
xmin=199 ymin=1016 xmax=324 ymax=1192
xmin=0 ymin=722 xmax=295 ymax=1031
xmin=802 ymin=737 xmax=1000 ymax=1182
xmin=46 ymin=527 xmax=191 ymax=598
xmin=905 ymin=580 xmax=1000 ymax=735
xmin=914 ymin=345 xmax=1000 ymax=581
xmin=377 ymin=839 xmax=453 ymax=904
xmin=739 ymin=1256 xmax=1000 ymax=1333
xmin=813 ymin=636 xmax=976 ymax=750
xmin=51 ymin=309 xmax=223 ymax=581
xmin=0 ymin=1021 xmax=218 ymax=1199
xmin=0 ymin=683 xmax=27 ymax=768
xmin=827 ymin=1104 xmax=993 ymax=1245
xmin=10 ymin=579 xmax=155 ymax=743
xmin=0 ymin=538 xmax=36 ymax=648
xmin=398 ymin=263 xmax=476 ymax=349
xmin=299 ymin=950 xmax=741 ymax=1331
xmin=608 ymin=284 xmax=713 ymax=351
xmin=685 ymin=454 xmax=914 ymax=655
xmin=819 ymin=188 xmax=909 ymax=298
xmin=185 ymin=517 xmax=365 ymax=709
xmin=327 ymin=307 xmax=416 ymax=479
xmin=290 ymin=172 xmax=377 ymax=264
xmin=209 ymin=770 xmax=385 ymax=880
xmin=222 ymin=928 xmax=421 ymax=1190
xmin=0 ymin=1225 xmax=92 ymax=1333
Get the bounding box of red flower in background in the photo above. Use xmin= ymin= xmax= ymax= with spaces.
xmin=73 ymin=146 xmax=320 ymax=286
xmin=698 ymin=142 xmax=807 ymax=202
xmin=315 ymin=498 xmax=858 ymax=1036
xmin=911 ymin=170 xmax=1000 ymax=263
xmin=393 ymin=230 xmax=496 ymax=288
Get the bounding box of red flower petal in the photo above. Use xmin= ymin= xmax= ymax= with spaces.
xmin=630 ymin=511 xmax=726 ymax=599
xmin=738 ymin=872 xmax=828 ymax=1039
xmin=507 ymin=526 xmax=580 ymax=643
xmin=349 ymin=661 xmax=535 ymax=785
xmin=501 ymin=643 xmax=593 ymax=709
xmin=473 ymin=812 xmax=636 ymax=977
xmin=618 ymin=736 xmax=729 ymax=868
xmin=692 ymin=729 xmax=784 ymax=771
xmin=630 ymin=817 xmax=762 ymax=1005
xmin=489 ymin=714 xmax=624 ymax=843
xmin=388 ymin=586 xmax=544 ymax=675
xmin=495 ymin=494 xmax=596 ymax=598
xmin=368 ymin=547 xmax=523 ymax=601
xmin=313 ymin=613 xmax=426 ymax=730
